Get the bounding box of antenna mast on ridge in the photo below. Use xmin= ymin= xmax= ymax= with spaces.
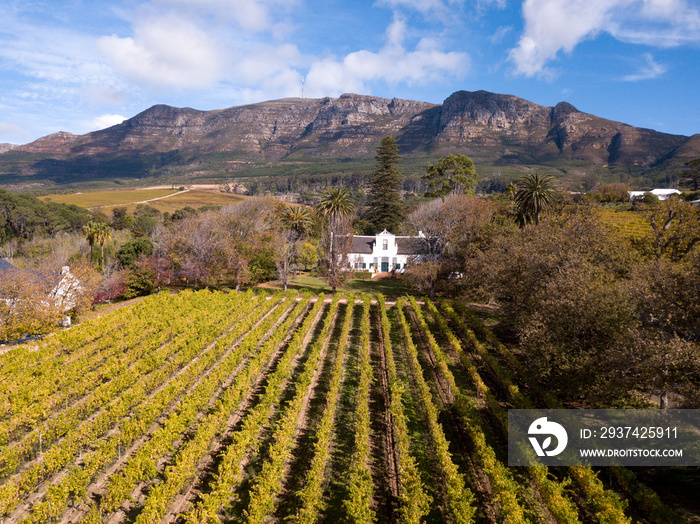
xmin=301 ymin=76 xmax=305 ymax=99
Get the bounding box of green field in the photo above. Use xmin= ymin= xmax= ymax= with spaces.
xmin=40 ymin=188 xmax=248 ymax=214
xmin=40 ymin=188 xmax=178 ymax=207
xmin=595 ymin=206 xmax=652 ymax=240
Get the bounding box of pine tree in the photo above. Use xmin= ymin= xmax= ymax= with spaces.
xmin=366 ymin=136 xmax=404 ymax=233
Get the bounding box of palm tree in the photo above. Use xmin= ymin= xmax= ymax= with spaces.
xmin=94 ymin=222 xmax=112 ymax=271
xmin=315 ymin=187 xmax=355 ymax=220
xmin=82 ymin=221 xmax=99 ymax=264
xmin=315 ymin=188 xmax=355 ymax=293
xmin=514 ymin=173 xmax=557 ymax=225
xmin=279 ymin=206 xmax=312 ymax=281
xmin=281 ymin=206 xmax=312 ymax=236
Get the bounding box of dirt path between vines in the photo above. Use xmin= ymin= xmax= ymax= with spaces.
xmin=368 ymin=303 xmax=400 ymax=522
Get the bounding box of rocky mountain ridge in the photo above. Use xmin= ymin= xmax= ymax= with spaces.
xmin=1 ymin=90 xmax=697 ymax=189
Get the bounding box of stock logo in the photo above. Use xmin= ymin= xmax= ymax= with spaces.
xmin=528 ymin=417 xmax=568 ymax=457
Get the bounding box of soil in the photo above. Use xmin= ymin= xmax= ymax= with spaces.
xmin=368 ymin=304 xmax=400 ymax=522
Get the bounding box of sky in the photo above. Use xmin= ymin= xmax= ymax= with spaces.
xmin=1 ymin=0 xmax=699 ymax=145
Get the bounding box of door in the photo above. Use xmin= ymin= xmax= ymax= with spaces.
xmin=381 ymin=257 xmax=389 ymax=272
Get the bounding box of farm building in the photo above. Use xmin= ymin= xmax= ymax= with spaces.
xmin=628 ymin=188 xmax=682 ymax=201
xmin=348 ymin=229 xmax=424 ymax=273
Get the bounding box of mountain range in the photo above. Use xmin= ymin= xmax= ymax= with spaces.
xmin=1 ymin=90 xmax=698 ymax=191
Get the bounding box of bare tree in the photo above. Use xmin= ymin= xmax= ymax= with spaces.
xmin=275 ymin=229 xmax=297 ymax=291
xmin=0 ymin=239 xmax=18 ymax=263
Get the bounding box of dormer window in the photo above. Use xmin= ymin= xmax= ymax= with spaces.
xmin=382 ymin=239 xmax=388 ymax=250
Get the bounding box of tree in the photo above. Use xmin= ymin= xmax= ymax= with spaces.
xmin=0 ymin=269 xmax=61 ymax=341
xmin=117 ymin=237 xmax=154 ymax=269
xmin=404 ymin=195 xmax=497 ymax=297
xmin=316 ymin=187 xmax=355 ymax=219
xmin=111 ymin=207 xmax=132 ymax=230
xmin=281 ymin=206 xmax=312 ymax=236
xmin=319 ymin=215 xmax=353 ymax=293
xmin=274 ymin=206 xmax=312 ymax=290
xmin=82 ymin=221 xmax=100 ymax=264
xmin=316 ymin=188 xmax=355 ymax=293
xmin=632 ymin=251 xmax=700 ymax=340
xmin=402 ymin=260 xmax=441 ymax=297
xmin=94 ymin=222 xmax=112 ymax=271
xmin=636 ymin=199 xmax=700 ymax=261
xmin=423 ymin=153 xmax=478 ymax=199
xmin=684 ymin=158 xmax=700 ymax=191
xmin=365 ymin=136 xmax=404 ymax=233
xmin=481 ymin=218 xmax=637 ymax=401
xmin=514 ymin=173 xmax=558 ymax=225
xmin=299 ymin=241 xmax=318 ymax=270
xmin=274 ymin=229 xmax=297 ymax=291
xmin=505 ymin=182 xmax=517 ymax=214
xmin=211 ymin=199 xmax=279 ymax=290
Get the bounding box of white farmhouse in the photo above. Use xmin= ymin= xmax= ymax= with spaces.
xmin=347 ymin=230 xmax=424 ymax=274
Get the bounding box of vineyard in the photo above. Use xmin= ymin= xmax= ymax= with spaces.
xmin=0 ymin=289 xmax=684 ymax=523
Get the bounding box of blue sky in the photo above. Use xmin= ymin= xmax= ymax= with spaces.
xmin=1 ymin=0 xmax=699 ymax=144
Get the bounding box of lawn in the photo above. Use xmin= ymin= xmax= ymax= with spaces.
xmin=260 ymin=273 xmax=416 ymax=298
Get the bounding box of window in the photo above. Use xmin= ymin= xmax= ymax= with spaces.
xmin=382 ymin=239 xmax=388 ymax=250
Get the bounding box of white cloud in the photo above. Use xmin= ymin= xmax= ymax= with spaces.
xmin=234 ymin=43 xmax=302 ymax=85
xmin=509 ymin=0 xmax=700 ymax=77
xmin=0 ymin=122 xmax=32 ymax=144
xmin=84 ymin=86 xmax=129 ymax=107
xmin=490 ymin=25 xmax=512 ymax=44
xmin=152 ymin=0 xmax=298 ymax=32
xmin=0 ymin=20 xmax=114 ymax=88
xmin=304 ymin=17 xmax=469 ymax=97
xmin=375 ymin=0 xmax=465 ymax=14
xmin=93 ymin=114 xmax=127 ymax=130
xmin=98 ymin=14 xmax=227 ymax=89
xmin=509 ymin=0 xmax=618 ymax=77
xmin=621 ymin=53 xmax=667 ymax=81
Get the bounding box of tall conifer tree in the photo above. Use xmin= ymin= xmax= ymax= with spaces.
xmin=366 ymin=136 xmax=404 ymax=233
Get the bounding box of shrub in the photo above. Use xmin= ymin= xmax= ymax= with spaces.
xmin=587 ymin=183 xmax=632 ymax=203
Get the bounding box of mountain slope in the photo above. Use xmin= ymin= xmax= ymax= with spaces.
xmin=1 ymin=90 xmax=697 ymax=190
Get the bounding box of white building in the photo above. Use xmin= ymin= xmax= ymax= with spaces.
xmin=347 ymin=230 xmax=424 ymax=274
xmin=628 ymin=189 xmax=682 ymax=201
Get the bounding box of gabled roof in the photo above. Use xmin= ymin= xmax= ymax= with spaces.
xmin=352 ymin=236 xmax=375 ymax=254
xmin=396 ymin=237 xmax=424 ymax=255
xmin=350 ymin=235 xmax=425 ymax=256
